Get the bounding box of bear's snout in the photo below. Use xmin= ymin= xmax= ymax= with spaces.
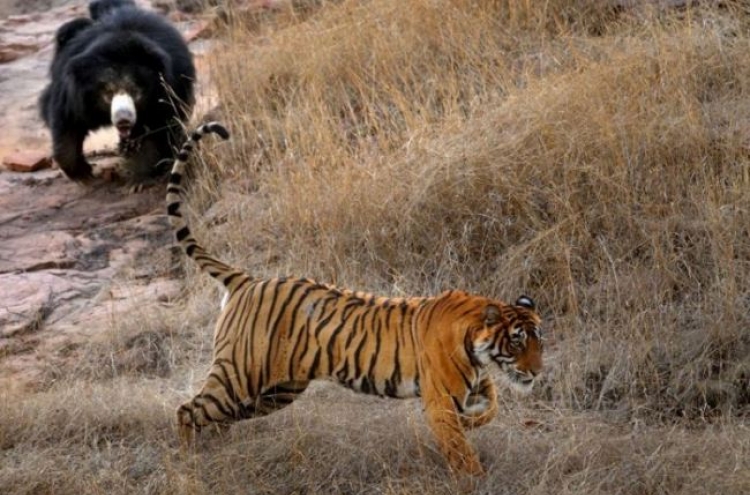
xmin=111 ymin=92 xmax=137 ymax=138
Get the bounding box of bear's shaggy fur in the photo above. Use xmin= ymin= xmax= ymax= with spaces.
xmin=40 ymin=0 xmax=195 ymax=182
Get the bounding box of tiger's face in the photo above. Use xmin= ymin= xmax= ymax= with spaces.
xmin=470 ymin=296 xmax=543 ymax=393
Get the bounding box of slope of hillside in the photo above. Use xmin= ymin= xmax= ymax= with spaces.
xmin=2 ymin=1 xmax=748 ymax=494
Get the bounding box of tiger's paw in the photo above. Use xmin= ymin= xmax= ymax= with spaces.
xmin=463 ymin=460 xmax=486 ymax=477
xmin=177 ymin=407 xmax=196 ymax=450
xmin=450 ymin=452 xmax=486 ymax=477
xmin=178 ymin=425 xmax=195 ymax=449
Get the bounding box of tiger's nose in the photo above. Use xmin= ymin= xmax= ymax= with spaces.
xmin=528 ymin=359 xmax=543 ymax=378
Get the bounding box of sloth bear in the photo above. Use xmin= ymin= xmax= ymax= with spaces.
xmin=40 ymin=0 xmax=195 ymax=182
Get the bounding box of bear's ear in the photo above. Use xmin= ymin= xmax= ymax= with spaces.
xmin=130 ymin=35 xmax=174 ymax=81
xmin=54 ymin=18 xmax=93 ymax=51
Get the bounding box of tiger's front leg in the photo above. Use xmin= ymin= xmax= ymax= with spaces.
xmin=421 ymin=374 xmax=485 ymax=476
xmin=459 ymin=375 xmax=498 ymax=430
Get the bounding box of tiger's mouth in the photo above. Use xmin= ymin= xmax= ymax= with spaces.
xmin=503 ymin=369 xmax=535 ymax=393
xmin=512 ymin=371 xmax=533 ymax=385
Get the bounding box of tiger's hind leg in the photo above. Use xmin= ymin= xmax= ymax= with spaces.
xmin=177 ymin=394 xmax=237 ymax=449
xmin=178 ymin=380 xmax=310 ymax=448
xmin=237 ymin=380 xmax=310 ymax=418
xmin=177 ymin=370 xmax=244 ymax=448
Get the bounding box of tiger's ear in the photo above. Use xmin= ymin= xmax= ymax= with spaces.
xmin=483 ymin=305 xmax=502 ymax=326
xmin=515 ymin=295 xmax=535 ymax=310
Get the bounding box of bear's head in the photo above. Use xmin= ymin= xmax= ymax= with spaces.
xmin=65 ymin=31 xmax=174 ymax=137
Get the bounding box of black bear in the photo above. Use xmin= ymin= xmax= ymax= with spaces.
xmin=40 ymin=0 xmax=195 ymax=182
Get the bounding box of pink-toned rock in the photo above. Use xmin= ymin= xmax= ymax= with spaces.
xmin=5 ymin=14 xmax=41 ymax=24
xmin=5 ymin=40 xmax=44 ymax=51
xmin=0 ymin=45 xmax=27 ymax=63
xmin=2 ymin=151 xmax=52 ymax=172
xmin=0 ymin=35 xmax=44 ymax=63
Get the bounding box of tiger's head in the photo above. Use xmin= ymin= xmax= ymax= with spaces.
xmin=468 ymin=295 xmax=543 ymax=393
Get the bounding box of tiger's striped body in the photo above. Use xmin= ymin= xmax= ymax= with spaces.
xmin=168 ymin=123 xmax=544 ymax=476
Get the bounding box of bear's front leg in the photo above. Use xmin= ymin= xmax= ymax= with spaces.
xmin=52 ymin=128 xmax=93 ymax=181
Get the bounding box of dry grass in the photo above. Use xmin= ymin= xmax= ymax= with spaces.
xmin=2 ymin=0 xmax=750 ymax=493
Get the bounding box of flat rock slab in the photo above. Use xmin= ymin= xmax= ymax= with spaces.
xmin=2 ymin=150 xmax=52 ymax=172
xmin=0 ymin=230 xmax=76 ymax=273
xmin=0 ymin=166 xmax=177 ymax=392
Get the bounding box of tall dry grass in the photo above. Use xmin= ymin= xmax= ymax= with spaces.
xmin=205 ymin=0 xmax=750 ymax=419
xmin=2 ymin=0 xmax=749 ymax=493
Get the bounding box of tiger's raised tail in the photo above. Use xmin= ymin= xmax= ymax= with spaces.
xmin=166 ymin=122 xmax=248 ymax=290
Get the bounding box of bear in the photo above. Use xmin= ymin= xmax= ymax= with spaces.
xmin=39 ymin=0 xmax=195 ymax=183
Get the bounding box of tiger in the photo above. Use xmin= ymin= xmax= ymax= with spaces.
xmin=167 ymin=122 xmax=544 ymax=476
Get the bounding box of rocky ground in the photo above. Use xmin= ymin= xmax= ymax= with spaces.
xmin=0 ymin=0 xmax=216 ymax=393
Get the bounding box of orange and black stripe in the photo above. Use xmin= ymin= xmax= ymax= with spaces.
xmin=165 ymin=122 xmax=249 ymax=293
